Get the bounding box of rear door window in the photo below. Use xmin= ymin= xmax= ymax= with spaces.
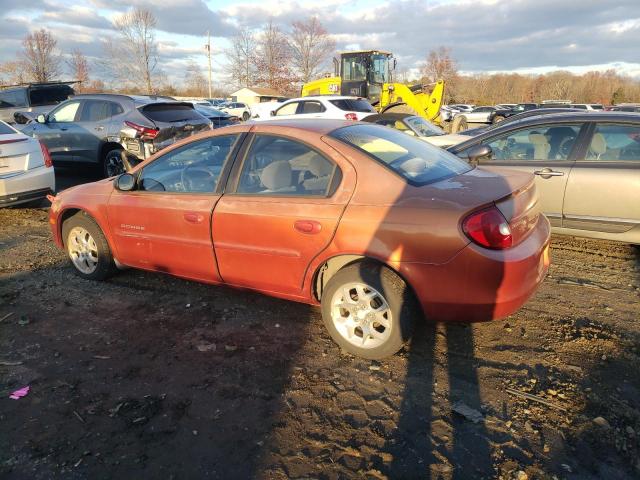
xmin=329 ymin=99 xmax=375 ymax=113
xmin=28 ymin=85 xmax=74 ymax=107
xmin=141 ymin=104 xmax=203 ymax=123
xmin=236 ymin=135 xmax=340 ymax=196
xmin=0 ymin=89 xmax=28 ymax=108
xmin=78 ymin=100 xmax=112 ymax=122
xmin=585 ymin=124 xmax=640 ymax=162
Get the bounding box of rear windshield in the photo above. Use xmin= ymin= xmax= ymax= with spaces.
xmin=141 ymin=103 xmax=205 ymax=123
xmin=0 ymin=122 xmax=16 ymax=134
xmin=330 ymin=99 xmax=375 ymax=113
xmin=330 ymin=124 xmax=471 ymax=185
xmin=29 ymin=85 xmax=74 ymax=107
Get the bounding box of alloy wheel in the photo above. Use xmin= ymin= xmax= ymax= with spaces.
xmin=67 ymin=226 xmax=99 ymax=274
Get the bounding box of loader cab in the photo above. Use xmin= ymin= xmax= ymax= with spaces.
xmin=339 ymin=51 xmax=393 ymax=104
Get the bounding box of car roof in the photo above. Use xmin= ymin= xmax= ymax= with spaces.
xmin=286 ymin=95 xmax=365 ymax=102
xmin=248 ymin=118 xmax=358 ymax=134
xmin=70 ymin=93 xmax=178 ymax=105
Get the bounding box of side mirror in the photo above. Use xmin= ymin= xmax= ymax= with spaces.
xmin=270 ymin=110 xmax=276 ymax=117
xmin=115 ymin=173 xmax=136 ymax=191
xmin=37 ymin=114 xmax=47 ymax=124
xmin=467 ymin=144 xmax=493 ymax=166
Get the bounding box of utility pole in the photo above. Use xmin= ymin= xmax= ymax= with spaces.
xmin=205 ymin=30 xmax=212 ymax=98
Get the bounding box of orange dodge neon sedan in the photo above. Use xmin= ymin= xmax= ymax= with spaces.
xmin=48 ymin=120 xmax=550 ymax=359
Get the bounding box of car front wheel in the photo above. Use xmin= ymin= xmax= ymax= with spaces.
xmin=321 ymin=262 xmax=418 ymax=359
xmin=62 ymin=212 xmax=116 ymax=281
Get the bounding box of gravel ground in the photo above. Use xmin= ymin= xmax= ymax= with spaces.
xmin=1 ymin=176 xmax=639 ymax=479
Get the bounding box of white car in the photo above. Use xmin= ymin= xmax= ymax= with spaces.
xmin=220 ymin=102 xmax=252 ymax=121
xmin=454 ymin=106 xmax=497 ymax=124
xmin=254 ymin=96 xmax=376 ymax=122
xmin=0 ymin=120 xmax=55 ymax=207
xmin=251 ymin=101 xmax=284 ymax=120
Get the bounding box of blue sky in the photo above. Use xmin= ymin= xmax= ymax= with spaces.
xmin=1 ymin=0 xmax=639 ymax=87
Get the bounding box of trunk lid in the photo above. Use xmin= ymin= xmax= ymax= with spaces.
xmin=0 ymin=134 xmax=41 ymax=176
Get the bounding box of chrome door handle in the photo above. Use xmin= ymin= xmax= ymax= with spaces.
xmin=534 ymin=169 xmax=564 ymax=177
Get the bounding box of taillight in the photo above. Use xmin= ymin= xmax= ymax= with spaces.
xmin=344 ymin=113 xmax=358 ymax=121
xmin=125 ymin=121 xmax=159 ymax=139
xmin=39 ymin=141 xmax=53 ymax=168
xmin=462 ymin=206 xmax=513 ymax=249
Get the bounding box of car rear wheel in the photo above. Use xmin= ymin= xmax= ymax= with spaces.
xmin=321 ymin=262 xmax=417 ymax=359
xmin=62 ymin=212 xmax=116 ymax=281
xmin=102 ymin=148 xmax=125 ymax=178
xmin=492 ymin=115 xmax=505 ymax=124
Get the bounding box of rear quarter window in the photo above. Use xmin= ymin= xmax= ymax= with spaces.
xmin=330 ymin=99 xmax=375 ymax=113
xmin=141 ymin=104 xmax=205 ymax=123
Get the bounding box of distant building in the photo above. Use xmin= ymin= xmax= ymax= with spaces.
xmin=231 ymin=87 xmax=286 ymax=106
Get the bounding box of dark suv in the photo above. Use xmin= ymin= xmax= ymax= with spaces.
xmin=24 ymin=94 xmax=212 ymax=177
xmin=0 ymin=82 xmax=76 ymax=124
xmin=488 ymin=103 xmax=539 ymax=124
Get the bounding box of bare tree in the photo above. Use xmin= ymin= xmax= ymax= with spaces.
xmin=21 ymin=29 xmax=61 ymax=82
xmin=423 ymin=46 xmax=458 ymax=83
xmin=185 ymin=61 xmax=207 ymax=96
xmin=0 ymin=60 xmax=28 ymax=85
xmin=107 ymin=7 xmax=159 ymax=93
xmin=289 ymin=17 xmax=335 ymax=83
xmin=67 ymin=49 xmax=90 ymax=92
xmin=254 ymin=20 xmax=294 ymax=93
xmin=225 ymin=27 xmax=258 ymax=88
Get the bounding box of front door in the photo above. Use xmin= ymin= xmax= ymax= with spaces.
xmin=28 ymin=100 xmax=82 ymax=163
xmin=474 ymin=122 xmax=587 ymax=226
xmin=107 ymin=133 xmax=243 ymax=282
xmin=213 ymin=132 xmax=354 ymax=296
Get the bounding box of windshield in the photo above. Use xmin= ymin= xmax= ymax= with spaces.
xmin=370 ymin=54 xmax=390 ymax=84
xmin=330 ymin=124 xmax=471 ymax=185
xmin=404 ymin=116 xmax=444 ymax=137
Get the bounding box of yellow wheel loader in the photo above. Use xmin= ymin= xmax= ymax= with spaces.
xmin=301 ymin=50 xmax=445 ymax=125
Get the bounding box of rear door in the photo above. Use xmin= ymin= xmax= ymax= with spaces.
xmin=212 ymin=129 xmax=355 ymax=296
xmin=107 ymin=133 xmax=244 ymax=280
xmin=74 ymin=99 xmax=113 ymax=163
xmin=562 ymin=122 xmax=640 ymax=234
xmin=461 ymin=122 xmax=587 ymax=226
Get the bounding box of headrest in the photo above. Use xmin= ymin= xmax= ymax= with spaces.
xmin=260 ymin=161 xmax=291 ymax=190
xmin=590 ymin=133 xmax=607 ymax=155
xmin=308 ymin=155 xmax=333 ymax=177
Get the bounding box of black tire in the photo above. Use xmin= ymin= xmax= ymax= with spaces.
xmin=62 ymin=211 xmax=116 ymax=281
xmin=492 ymin=115 xmax=505 ymax=124
xmin=450 ymin=115 xmax=468 ymax=133
xmin=102 ymin=148 xmax=125 ymax=178
xmin=321 ymin=262 xmax=418 ymax=359
xmin=242 ymin=111 xmax=250 ymax=121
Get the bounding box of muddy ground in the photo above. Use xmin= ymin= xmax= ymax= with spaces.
xmin=1 ymin=170 xmax=639 ymax=480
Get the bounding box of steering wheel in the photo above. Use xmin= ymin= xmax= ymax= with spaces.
xmin=181 ymin=164 xmax=215 ymax=192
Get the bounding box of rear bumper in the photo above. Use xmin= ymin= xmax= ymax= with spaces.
xmin=399 ymin=215 xmax=551 ymax=322
xmin=0 ymin=166 xmax=55 ymax=206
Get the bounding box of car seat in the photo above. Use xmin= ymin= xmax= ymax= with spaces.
xmin=588 ymin=133 xmax=607 ymax=160
xmin=528 ymin=133 xmax=551 ymax=159
xmin=259 ymin=161 xmax=296 ymax=193
xmin=302 ymin=155 xmax=334 ymax=192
